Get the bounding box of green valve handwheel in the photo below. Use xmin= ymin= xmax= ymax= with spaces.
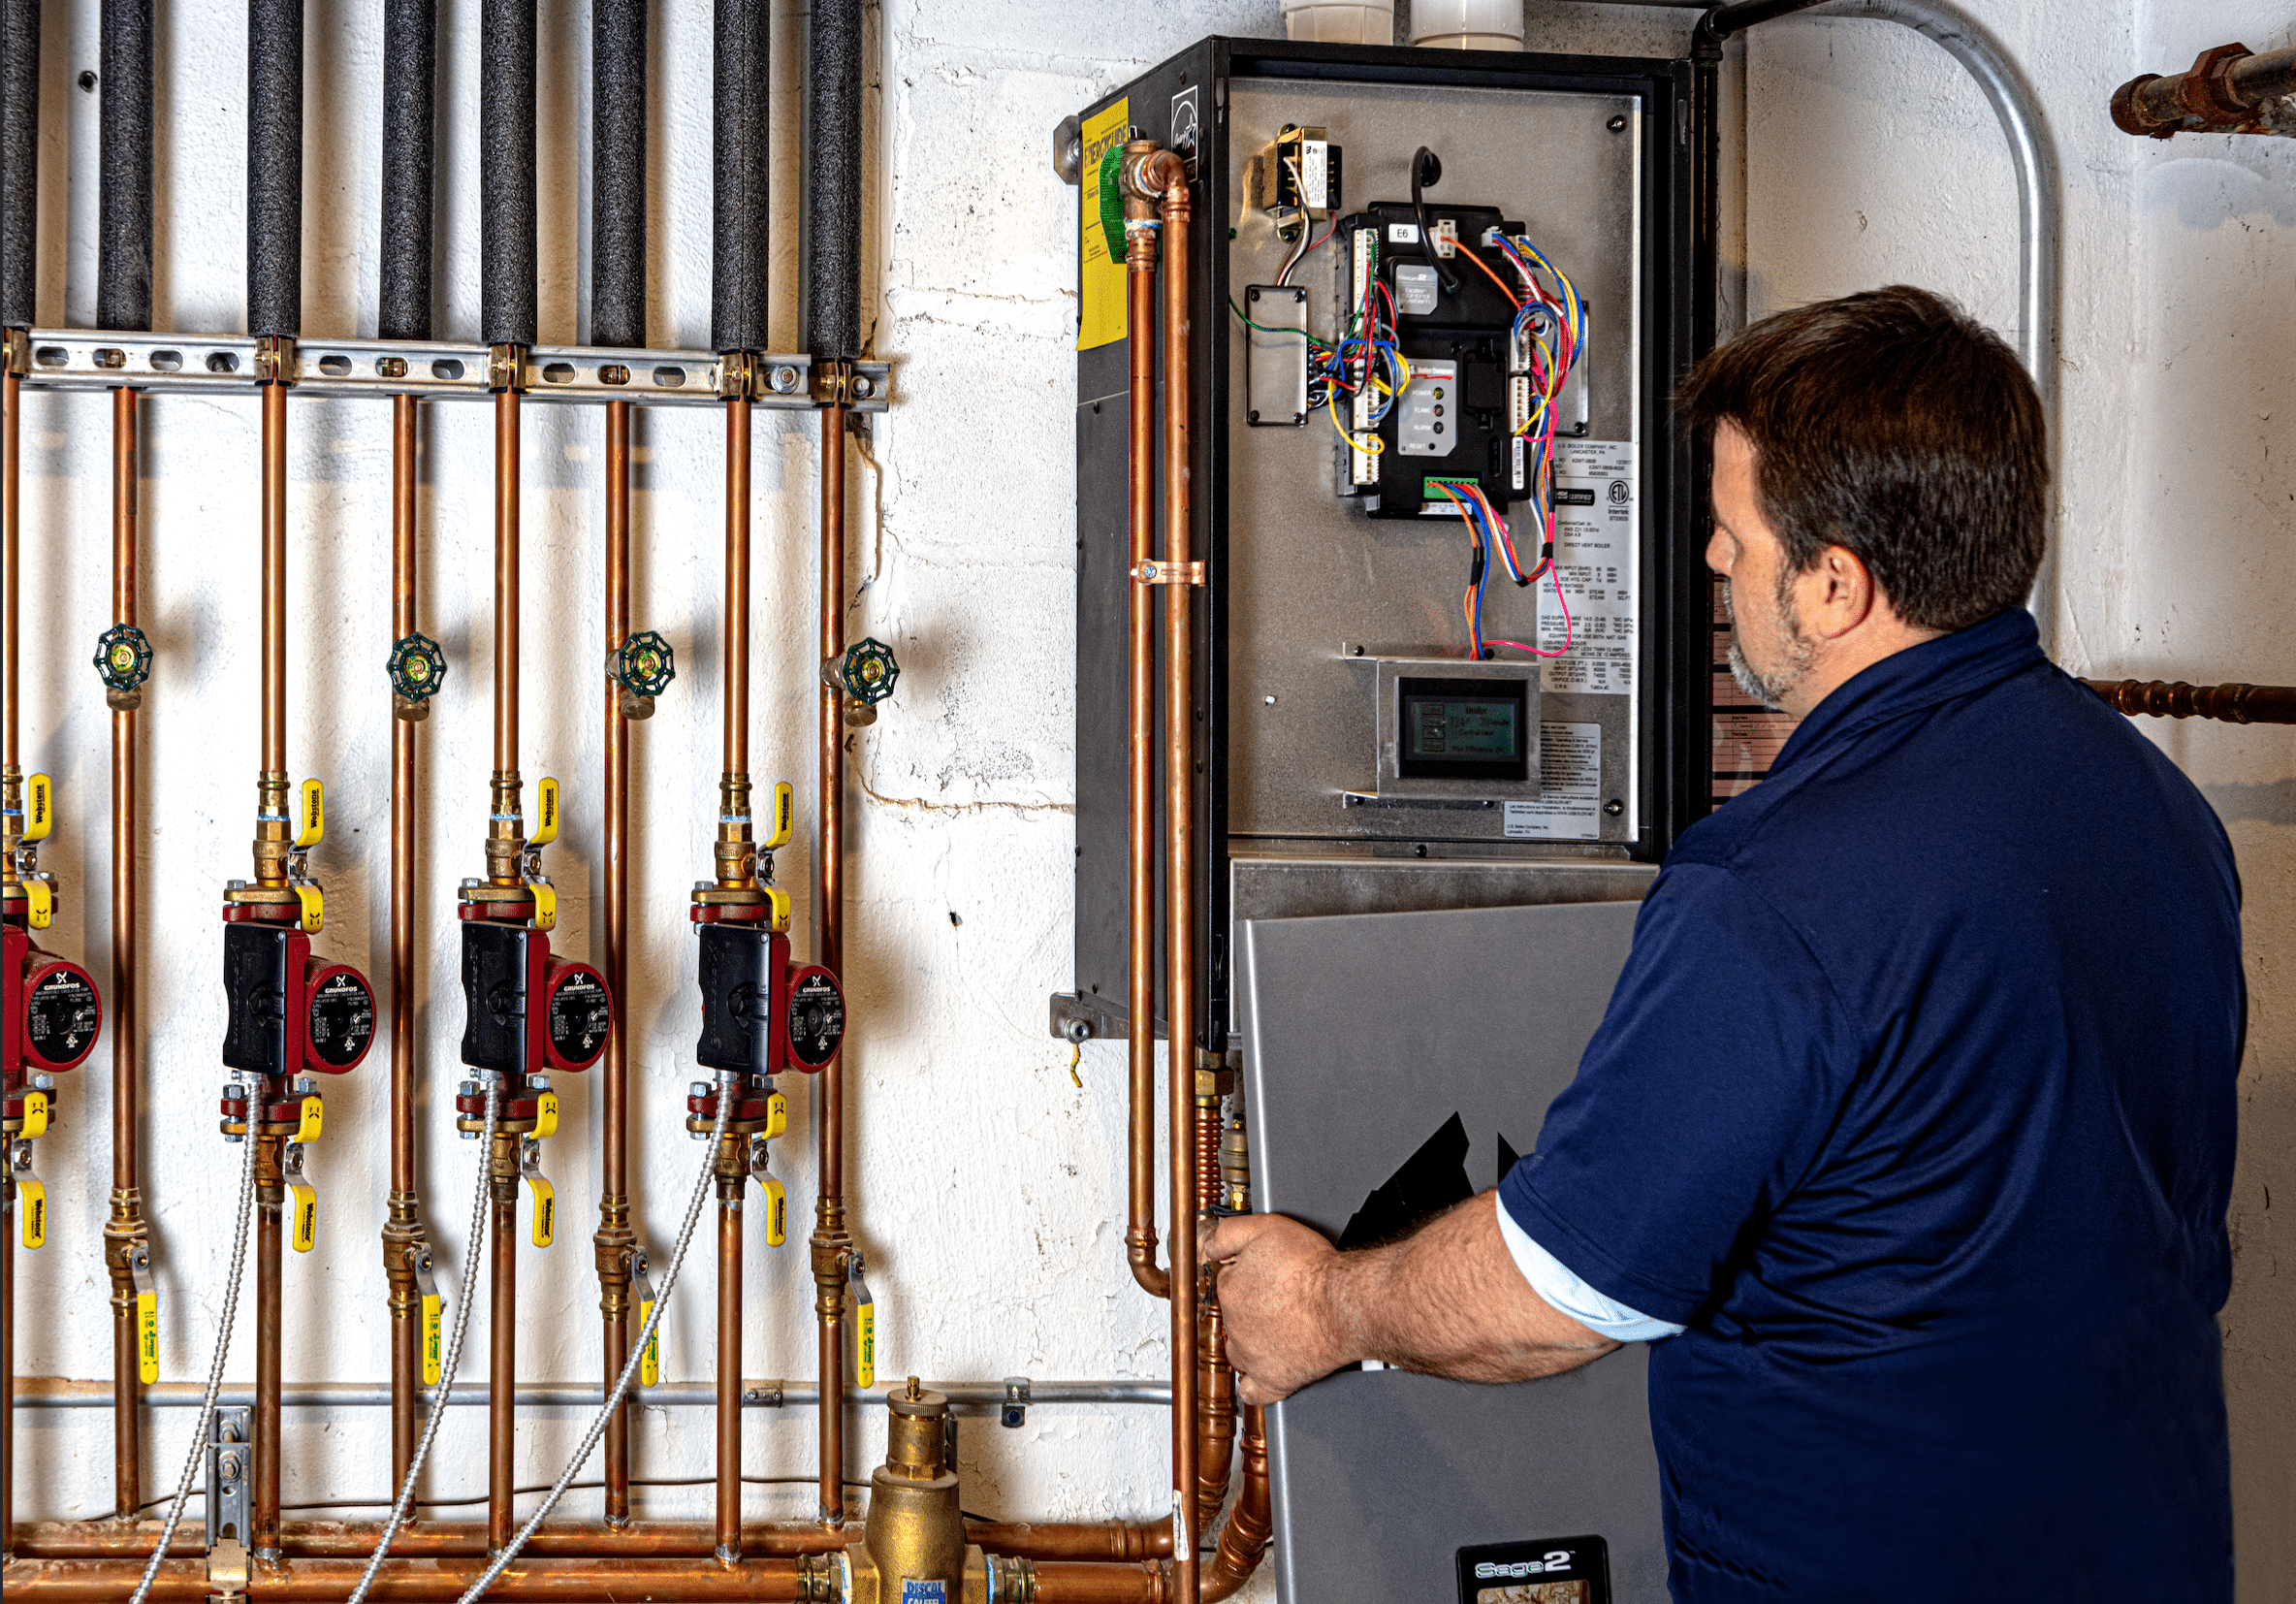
xmin=615 ymin=630 xmax=676 ymax=697
xmin=837 ymin=638 xmax=900 ymax=706
xmin=388 ymin=632 xmax=449 ymax=702
xmin=94 ymin=624 xmax=153 ymax=691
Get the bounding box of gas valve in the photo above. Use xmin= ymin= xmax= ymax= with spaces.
xmin=823 ymin=637 xmax=899 ymax=727
xmin=387 ymin=631 xmax=448 ymax=722
xmin=93 ymin=624 xmax=154 ymax=711
xmin=611 ymin=630 xmax=676 ymax=720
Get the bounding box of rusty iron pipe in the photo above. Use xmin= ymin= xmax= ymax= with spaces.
xmin=107 ymin=382 xmax=146 ymax=1519
xmin=11 ymin=1518 xmax=1170 ymax=1563
xmin=597 ymin=397 xmax=634 ymax=1524
xmin=1122 ymin=218 xmax=1167 ymax=1305
xmin=813 ymin=389 xmax=850 ymax=1528
xmin=2082 ymin=676 xmax=2296 ymax=725
xmin=2113 ymin=43 xmax=2296 ymax=138
xmin=385 ymin=390 xmax=424 ymax=1497
xmin=255 ymin=1134 xmax=286 ymax=1557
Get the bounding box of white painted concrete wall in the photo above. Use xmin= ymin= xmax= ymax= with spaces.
xmin=11 ymin=1 xmax=2292 ymax=1598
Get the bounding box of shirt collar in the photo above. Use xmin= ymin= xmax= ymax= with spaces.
xmin=1770 ymin=608 xmax=2047 ymax=778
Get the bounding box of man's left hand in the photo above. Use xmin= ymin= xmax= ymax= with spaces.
xmin=1200 ymin=1213 xmax=1356 ymax=1404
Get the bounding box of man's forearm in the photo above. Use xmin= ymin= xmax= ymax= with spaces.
xmin=1321 ymin=1193 xmax=1618 ymax=1385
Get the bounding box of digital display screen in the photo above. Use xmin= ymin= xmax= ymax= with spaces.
xmin=1396 ymin=676 xmax=1530 ymax=782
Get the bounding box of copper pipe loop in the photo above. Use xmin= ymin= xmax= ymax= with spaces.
xmin=10 ymin=1519 xmax=1172 ymax=1563
xmin=0 ymin=1556 xmax=812 ymax=1602
xmin=2082 ymin=676 xmax=2296 ymax=725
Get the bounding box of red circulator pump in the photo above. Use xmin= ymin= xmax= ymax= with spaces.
xmin=5 ymin=772 xmax=104 ymax=1253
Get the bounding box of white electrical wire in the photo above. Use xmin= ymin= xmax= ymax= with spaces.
xmin=343 ymin=1080 xmax=500 ymax=1604
xmin=453 ymin=1074 xmax=736 ymax=1604
xmin=128 ymin=1099 xmax=261 ymax=1604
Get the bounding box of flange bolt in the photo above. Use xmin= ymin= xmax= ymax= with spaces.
xmin=94 ymin=624 xmax=153 ymax=709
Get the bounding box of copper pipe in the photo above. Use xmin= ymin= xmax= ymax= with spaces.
xmin=3 ymin=1188 xmax=12 ymax=1558
xmin=262 ymin=380 xmax=286 ymax=777
xmin=1193 ymin=1299 xmax=1233 ymax=1530
xmin=597 ymin=398 xmax=634 ymax=1524
xmin=0 ymin=1556 xmax=812 ymax=1602
xmin=1154 ymin=157 xmax=1200 ymax=1604
xmin=493 ymin=386 xmax=520 ymax=777
xmin=489 ymin=1188 xmax=516 ymax=1553
xmin=386 ymin=392 xmax=424 ymax=1498
xmin=1122 ymin=230 xmax=1167 ymax=1305
xmin=12 ymin=1519 xmax=1167 ymax=1563
xmin=725 ymin=397 xmax=750 ymax=777
xmin=255 ymin=1134 xmax=286 ymax=1558
xmin=108 ymin=383 xmax=145 ymax=1519
xmin=2082 ymin=676 xmax=2296 ymax=725
xmin=716 ymin=1146 xmax=744 ymax=1559
xmin=2 ymin=358 xmax=16 ymax=1558
xmin=1198 ymin=1406 xmax=1270 ymax=1603
xmin=813 ymin=390 xmax=850 ymax=1528
xmin=1033 ymin=1561 xmax=1172 ymax=1604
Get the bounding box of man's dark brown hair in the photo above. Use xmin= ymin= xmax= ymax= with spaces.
xmin=1676 ymin=285 xmax=2048 ymax=634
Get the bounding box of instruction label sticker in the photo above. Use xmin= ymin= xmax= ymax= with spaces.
xmin=1539 ymin=439 xmax=1638 ymax=696
xmin=1077 ymin=99 xmax=1132 ymax=352
xmin=1504 ymin=723 xmax=1602 ymax=841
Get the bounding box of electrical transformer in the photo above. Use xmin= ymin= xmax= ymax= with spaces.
xmin=1062 ymin=33 xmax=1718 ymax=1604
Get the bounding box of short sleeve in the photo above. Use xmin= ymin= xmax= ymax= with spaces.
xmin=1497 ymin=860 xmax=1860 ymax=1327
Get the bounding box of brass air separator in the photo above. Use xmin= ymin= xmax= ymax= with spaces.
xmin=841 ymin=1379 xmax=1029 ymax=1604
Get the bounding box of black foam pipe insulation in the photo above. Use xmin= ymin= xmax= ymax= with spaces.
xmin=246 ymin=0 xmax=304 ymax=339
xmin=802 ymin=0 xmax=863 ymax=364
xmin=98 ymin=0 xmax=155 ymax=332
xmin=480 ymin=0 xmax=537 ymax=349
xmin=379 ymin=0 xmax=435 ymax=341
xmin=1 ymin=0 xmax=41 ymax=328
xmin=711 ymin=0 xmax=768 ymax=355
xmin=591 ymin=0 xmax=647 ymax=349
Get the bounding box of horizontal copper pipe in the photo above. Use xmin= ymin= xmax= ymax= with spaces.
xmin=2082 ymin=676 xmax=2296 ymax=725
xmin=1033 ymin=1560 xmax=1171 ymax=1604
xmin=0 ymin=1556 xmax=809 ymax=1603
xmin=10 ymin=1519 xmax=1171 ymax=1564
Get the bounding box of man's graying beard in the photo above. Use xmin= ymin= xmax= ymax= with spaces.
xmin=1724 ymin=567 xmax=1815 ymax=712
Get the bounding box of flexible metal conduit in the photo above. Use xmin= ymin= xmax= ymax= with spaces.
xmin=378 ymin=0 xmax=435 ymax=1507
xmin=1704 ymin=0 xmax=2062 ymax=653
xmin=590 ymin=0 xmax=646 ymax=1532
xmin=97 ymin=0 xmax=156 ymax=1524
xmin=804 ymin=0 xmax=863 ymax=1535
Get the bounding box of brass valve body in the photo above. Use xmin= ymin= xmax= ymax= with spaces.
xmin=845 ymin=1379 xmax=1006 ymax=1604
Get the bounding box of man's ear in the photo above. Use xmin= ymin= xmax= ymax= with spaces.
xmin=1801 ymin=545 xmax=1876 ymax=642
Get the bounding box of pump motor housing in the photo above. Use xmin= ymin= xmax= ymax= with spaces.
xmin=459 ymin=919 xmax=612 ymax=1078
xmin=693 ymin=922 xmax=845 ymax=1075
xmin=220 ymin=919 xmax=374 ymax=1079
xmin=6 ymin=922 xmax=103 ymax=1088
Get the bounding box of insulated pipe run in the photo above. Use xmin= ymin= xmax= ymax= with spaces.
xmin=590 ymin=0 xmax=644 ymax=1527
xmin=378 ymin=0 xmax=435 ymax=1501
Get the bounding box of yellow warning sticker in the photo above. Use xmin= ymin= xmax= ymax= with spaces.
xmin=1077 ymin=99 xmax=1132 ymax=352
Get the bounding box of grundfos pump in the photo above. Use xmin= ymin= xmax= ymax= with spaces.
xmin=5 ymin=774 xmax=105 ymax=1253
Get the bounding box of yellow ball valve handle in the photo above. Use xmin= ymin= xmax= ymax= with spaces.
xmin=520 ymin=1136 xmax=556 ymax=1248
xmin=23 ymin=772 xmax=53 ymax=843
xmin=20 ymin=1089 xmax=48 ymax=1140
xmin=849 ymin=1251 xmax=877 ymax=1390
xmin=413 ymin=1248 xmax=444 ymax=1386
xmin=130 ymin=1241 xmax=160 ymax=1383
xmin=295 ymin=1091 xmax=324 ymax=1144
xmin=762 ymin=780 xmax=794 ymax=850
xmin=763 ymin=1087 xmax=788 ymax=1141
xmin=14 ymin=1142 xmax=48 ymax=1250
xmin=749 ymin=1139 xmax=786 ymax=1248
xmin=24 ymin=878 xmax=53 ymax=930
xmin=530 ymin=777 xmax=561 ymax=849
xmin=284 ymin=1142 xmax=319 ymax=1254
xmin=632 ymin=1249 xmax=660 ymax=1388
xmin=532 ymin=1082 xmax=560 ymax=1140
xmin=295 ymin=778 xmax=326 ymax=849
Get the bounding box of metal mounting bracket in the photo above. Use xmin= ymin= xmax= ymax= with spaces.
xmin=206 ymin=1405 xmax=254 ymax=1594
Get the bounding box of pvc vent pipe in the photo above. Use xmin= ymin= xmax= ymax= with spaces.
xmin=1280 ymin=0 xmax=1395 ymax=47
xmin=1409 ymin=0 xmax=1527 ymax=50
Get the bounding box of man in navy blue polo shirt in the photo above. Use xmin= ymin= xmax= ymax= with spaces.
xmin=1203 ymin=286 xmax=2242 ymax=1601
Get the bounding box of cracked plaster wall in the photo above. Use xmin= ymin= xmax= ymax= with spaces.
xmin=10 ymin=1 xmax=2292 ymax=1598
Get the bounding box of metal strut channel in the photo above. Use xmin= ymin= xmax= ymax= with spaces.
xmin=11 ymin=330 xmax=891 ymax=410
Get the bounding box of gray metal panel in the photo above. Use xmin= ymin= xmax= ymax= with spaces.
xmin=1236 ymin=898 xmax=1665 ymax=1604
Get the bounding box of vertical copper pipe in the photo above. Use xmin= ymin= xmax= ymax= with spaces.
xmin=1198 ymin=1406 xmax=1270 ymax=1603
xmin=1123 ymin=252 xmax=1167 ymax=1304
xmin=493 ymin=388 xmax=520 ymax=779
xmin=1157 ymin=172 xmax=1199 ymax=1604
xmin=254 ymin=1135 xmax=285 ymax=1558
xmin=725 ymin=398 xmax=750 ymax=776
xmin=716 ymin=1160 xmax=743 ymax=1558
xmin=599 ymin=399 xmax=633 ymax=1524
xmin=262 ymin=382 xmax=287 ymax=778
xmin=813 ymin=398 xmax=848 ymax=1528
xmin=1 ymin=360 xmax=16 ymax=1558
xmin=387 ymin=393 xmax=422 ymax=1494
xmin=489 ymin=1188 xmax=517 ymax=1554
xmin=108 ymin=384 xmax=144 ymax=1518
